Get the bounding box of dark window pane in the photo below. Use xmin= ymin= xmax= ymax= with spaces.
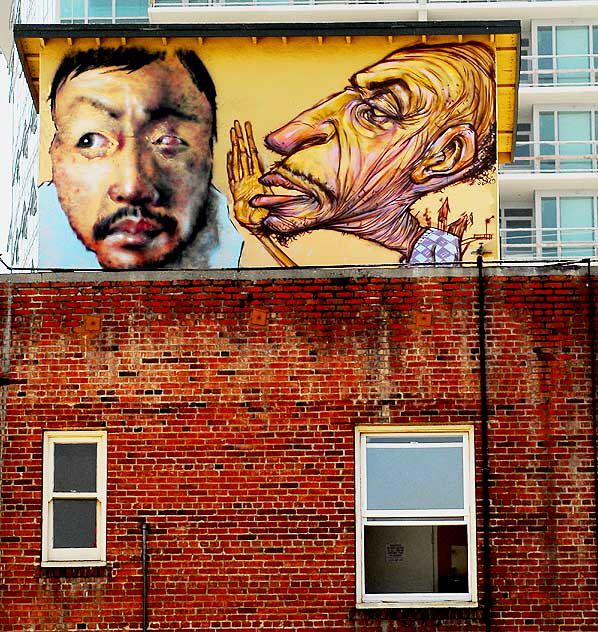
xmin=54 ymin=443 xmax=97 ymax=492
xmin=53 ymin=500 xmax=97 ymax=548
xmin=364 ymin=525 xmax=468 ymax=594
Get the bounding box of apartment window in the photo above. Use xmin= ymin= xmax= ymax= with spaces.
xmin=535 ymin=24 xmax=598 ymax=86
xmin=501 ymin=207 xmax=535 ymax=260
xmin=356 ymin=426 xmax=476 ymax=608
xmin=537 ymin=109 xmax=598 ymax=172
xmin=60 ymin=0 xmax=148 ymax=23
xmin=42 ymin=431 xmax=107 ymax=567
xmin=536 ymin=194 xmax=597 ymax=258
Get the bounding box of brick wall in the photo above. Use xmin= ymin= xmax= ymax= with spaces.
xmin=0 ymin=267 xmax=596 ymax=631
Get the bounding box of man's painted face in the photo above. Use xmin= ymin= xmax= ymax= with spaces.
xmin=50 ymin=56 xmax=213 ymax=269
xmin=252 ymin=51 xmax=474 ymax=238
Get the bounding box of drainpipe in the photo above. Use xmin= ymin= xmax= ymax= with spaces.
xmin=477 ymin=255 xmax=491 ymax=632
xmin=586 ymin=260 xmax=598 ymax=576
xmin=142 ymin=519 xmax=149 ymax=632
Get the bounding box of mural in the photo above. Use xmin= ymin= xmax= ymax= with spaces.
xmin=38 ymin=36 xmax=498 ymax=270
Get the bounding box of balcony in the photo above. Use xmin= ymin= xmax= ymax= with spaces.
xmin=149 ymin=0 xmax=598 ymax=28
xmin=501 ymin=140 xmax=598 ymax=173
xmin=520 ymin=54 xmax=598 ymax=87
xmin=501 ymin=226 xmax=598 ymax=259
xmin=150 ymin=0 xmax=595 ymax=4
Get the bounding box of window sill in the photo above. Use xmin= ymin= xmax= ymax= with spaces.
xmin=41 ymin=560 xmax=107 ymax=568
xmin=356 ymin=600 xmax=478 ymax=609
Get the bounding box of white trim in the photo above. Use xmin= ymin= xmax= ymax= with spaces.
xmin=355 ymin=425 xmax=477 ymax=608
xmin=41 ymin=430 xmax=107 ymax=567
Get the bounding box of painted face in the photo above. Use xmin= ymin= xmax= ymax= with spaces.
xmin=253 ymin=47 xmax=486 ymax=240
xmin=50 ymin=56 xmax=214 ymax=269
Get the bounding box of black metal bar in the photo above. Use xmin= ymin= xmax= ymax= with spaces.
xmin=142 ymin=520 xmax=149 ymax=632
xmin=14 ymin=20 xmax=522 ymax=40
xmin=586 ymin=260 xmax=598 ymax=577
xmin=477 ymin=255 xmax=491 ymax=632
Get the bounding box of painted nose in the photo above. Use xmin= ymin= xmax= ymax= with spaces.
xmin=265 ymin=107 xmax=336 ymax=156
xmin=108 ymin=145 xmax=159 ymax=207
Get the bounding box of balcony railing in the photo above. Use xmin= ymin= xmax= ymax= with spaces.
xmin=501 ymin=226 xmax=598 ymax=259
xmin=151 ymin=0 xmax=593 ymax=5
xmin=520 ymin=54 xmax=598 ymax=87
xmin=500 ymin=140 xmax=598 ymax=173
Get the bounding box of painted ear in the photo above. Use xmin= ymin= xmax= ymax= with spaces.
xmin=411 ymin=124 xmax=477 ymax=190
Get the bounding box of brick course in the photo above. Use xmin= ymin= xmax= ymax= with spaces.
xmin=0 ymin=267 xmax=596 ymax=631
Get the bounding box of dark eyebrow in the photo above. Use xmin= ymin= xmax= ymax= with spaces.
xmin=350 ymin=75 xmax=403 ymax=93
xmin=72 ymin=97 xmax=200 ymax=124
xmin=74 ymin=95 xmax=120 ymax=119
xmin=147 ymin=106 xmax=200 ymax=124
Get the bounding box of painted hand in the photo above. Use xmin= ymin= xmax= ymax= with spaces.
xmin=227 ymin=120 xmax=270 ymax=229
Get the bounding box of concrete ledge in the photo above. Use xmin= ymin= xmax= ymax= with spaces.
xmin=0 ymin=261 xmax=591 ymax=285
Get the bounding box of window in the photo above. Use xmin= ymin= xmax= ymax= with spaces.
xmin=60 ymin=0 xmax=149 ymax=23
xmin=537 ymin=109 xmax=598 ymax=172
xmin=356 ymin=426 xmax=476 ymax=608
xmin=500 ymin=207 xmax=535 ymax=260
xmin=534 ymin=24 xmax=598 ymax=86
xmin=536 ymin=194 xmax=598 ymax=258
xmin=42 ymin=431 xmax=107 ymax=567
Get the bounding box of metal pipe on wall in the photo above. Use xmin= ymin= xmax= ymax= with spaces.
xmin=142 ymin=519 xmax=149 ymax=632
xmin=586 ymin=260 xmax=598 ymax=577
xmin=477 ymin=255 xmax=492 ymax=632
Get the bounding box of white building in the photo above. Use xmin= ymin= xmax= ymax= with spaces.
xmin=4 ymin=0 xmax=598 ymax=267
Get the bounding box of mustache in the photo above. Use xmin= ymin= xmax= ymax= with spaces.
xmin=93 ymin=206 xmax=178 ymax=241
xmin=270 ymin=163 xmax=335 ymax=202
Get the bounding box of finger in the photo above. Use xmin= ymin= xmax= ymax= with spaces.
xmin=229 ymin=128 xmax=241 ymax=181
xmin=226 ymin=150 xmax=236 ymax=184
xmin=240 ymin=145 xmax=251 ymax=180
xmin=245 ymin=121 xmax=262 ymax=175
xmin=234 ymin=120 xmax=250 ymax=178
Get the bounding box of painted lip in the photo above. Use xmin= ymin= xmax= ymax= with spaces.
xmin=105 ymin=217 xmax=164 ymax=247
xmin=251 ymin=171 xmax=318 ymax=212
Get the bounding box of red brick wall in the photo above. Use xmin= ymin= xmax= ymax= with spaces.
xmin=0 ymin=268 xmax=596 ymax=631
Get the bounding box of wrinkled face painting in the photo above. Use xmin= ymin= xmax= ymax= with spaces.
xmin=250 ymin=43 xmax=495 ymax=250
xmin=50 ymin=56 xmax=214 ymax=269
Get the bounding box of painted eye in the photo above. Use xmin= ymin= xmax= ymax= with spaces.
xmin=76 ymin=133 xmax=110 ymax=149
xmin=364 ymin=107 xmax=393 ymax=124
xmin=154 ymin=135 xmax=186 ymax=147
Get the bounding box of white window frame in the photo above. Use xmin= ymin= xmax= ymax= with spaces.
xmin=57 ymin=0 xmax=149 ymax=23
xmin=532 ymin=105 xmax=598 ymax=173
xmin=534 ymin=191 xmax=598 ymax=259
xmin=531 ymin=21 xmax=598 ymax=87
xmin=355 ymin=425 xmax=477 ymax=609
xmin=42 ymin=431 xmax=107 ymax=567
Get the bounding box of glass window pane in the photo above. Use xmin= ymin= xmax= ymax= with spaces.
xmin=54 ymin=443 xmax=97 ymax=492
xmin=538 ymin=27 xmax=553 ymax=56
xmin=61 ymin=0 xmax=85 ymax=18
xmin=537 ymin=27 xmax=554 ymax=85
xmin=556 ymin=26 xmax=590 ymax=85
xmin=89 ymin=0 xmax=112 ymax=17
xmin=559 ymin=197 xmax=594 ymax=242
xmin=541 ymin=197 xmax=557 ymax=242
xmin=539 ymin=112 xmax=555 ymax=141
xmin=557 ymin=111 xmax=592 ymax=170
xmin=364 ymin=525 xmax=468 ymax=594
xmin=366 ymin=438 xmax=464 ymax=511
xmin=53 ymin=499 xmax=97 ymax=548
xmin=115 ymin=0 xmax=147 ymax=16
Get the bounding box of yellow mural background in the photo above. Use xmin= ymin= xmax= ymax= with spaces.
xmin=38 ymin=34 xmax=499 ymax=266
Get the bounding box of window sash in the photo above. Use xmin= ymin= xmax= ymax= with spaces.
xmin=42 ymin=431 xmax=107 ymax=566
xmin=355 ymin=426 xmax=476 ymax=607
